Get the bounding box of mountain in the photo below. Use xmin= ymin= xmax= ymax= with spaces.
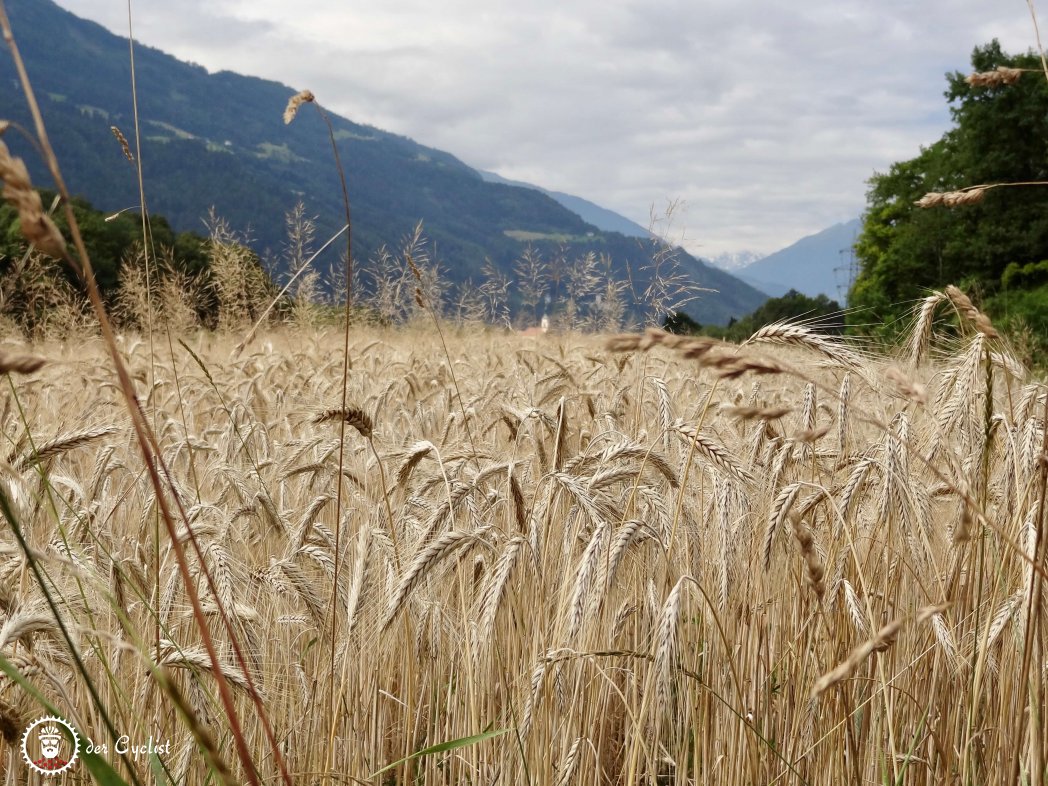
xmin=738 ymin=219 xmax=862 ymax=302
xmin=477 ymin=171 xmax=653 ymax=239
xmin=0 ymin=0 xmax=767 ymax=325
xmin=734 ymin=273 xmax=788 ymax=298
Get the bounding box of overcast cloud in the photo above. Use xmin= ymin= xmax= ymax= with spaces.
xmin=54 ymin=0 xmax=1034 ymax=257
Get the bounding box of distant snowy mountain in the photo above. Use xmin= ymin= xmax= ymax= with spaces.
xmin=707 ymin=250 xmax=764 ymax=272
xmin=738 ymin=219 xmax=862 ymax=301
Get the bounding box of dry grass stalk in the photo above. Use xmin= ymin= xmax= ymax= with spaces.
xmin=811 ymin=604 xmax=948 ymax=697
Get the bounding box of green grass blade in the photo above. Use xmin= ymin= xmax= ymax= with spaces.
xmin=369 ymin=728 xmax=510 ymax=778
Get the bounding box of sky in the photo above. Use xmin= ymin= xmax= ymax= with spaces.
xmin=53 ymin=0 xmax=1035 ymax=259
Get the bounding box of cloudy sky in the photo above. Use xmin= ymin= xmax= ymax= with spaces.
xmin=54 ymin=0 xmax=1034 ymax=258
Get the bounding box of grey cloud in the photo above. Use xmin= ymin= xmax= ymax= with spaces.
xmin=55 ymin=0 xmax=1033 ymax=256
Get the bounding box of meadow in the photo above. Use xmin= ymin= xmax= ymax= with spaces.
xmin=0 ymin=296 xmax=1044 ymax=784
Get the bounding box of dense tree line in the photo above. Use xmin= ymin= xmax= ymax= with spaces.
xmin=664 ymin=289 xmax=843 ymax=342
xmin=0 ymin=192 xmax=276 ymax=332
xmin=850 ymin=41 xmax=1048 ymax=345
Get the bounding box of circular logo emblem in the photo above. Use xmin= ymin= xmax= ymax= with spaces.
xmin=21 ymin=715 xmax=79 ymax=776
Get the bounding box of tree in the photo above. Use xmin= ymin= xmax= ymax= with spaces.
xmin=850 ymin=41 xmax=1048 ymax=335
xmin=663 ymin=310 xmax=701 ymax=335
xmin=692 ymin=289 xmax=843 ymax=342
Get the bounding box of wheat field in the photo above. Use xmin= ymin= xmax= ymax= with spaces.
xmin=0 ymin=293 xmax=1044 ymax=784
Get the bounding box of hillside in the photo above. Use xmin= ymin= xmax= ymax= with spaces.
xmin=478 ymin=170 xmax=653 ymax=238
xmin=739 ymin=218 xmax=861 ymax=301
xmin=0 ymin=0 xmax=766 ymax=324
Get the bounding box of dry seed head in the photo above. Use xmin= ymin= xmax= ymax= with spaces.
xmin=745 ymin=321 xmax=863 ymax=371
xmin=0 ymin=350 xmax=45 ymax=375
xmin=722 ymin=404 xmax=792 ymax=421
xmin=944 ymin=285 xmax=999 ymax=338
xmin=406 ymin=252 xmax=424 ymax=281
xmin=791 ymin=516 xmax=825 ymax=600
xmin=0 ymin=695 xmax=23 ymax=745
xmin=110 ymin=125 xmax=134 ymax=162
xmin=671 ymin=420 xmax=754 ymax=484
xmin=916 ymin=187 xmax=987 ymax=209
xmin=605 ymin=327 xmax=724 ymax=358
xmin=965 ymin=65 xmax=1024 ymax=87
xmin=953 ymin=504 xmax=974 ymax=542
xmin=813 ymin=602 xmax=951 ymax=696
xmin=283 ymin=89 xmax=315 ymax=124
xmin=915 ymin=192 xmax=945 ymax=208
xmin=793 ymin=424 xmax=830 ymax=444
xmin=18 ymin=425 xmax=119 ymax=468
xmin=703 ymin=350 xmax=790 ymax=379
xmin=0 ymin=136 xmax=66 ymax=258
xmin=908 ymin=294 xmax=942 ymax=365
xmin=885 ymin=366 xmax=927 ymax=405
xmin=313 ymin=407 xmax=374 ymax=438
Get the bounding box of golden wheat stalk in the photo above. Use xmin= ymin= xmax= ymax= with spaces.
xmin=313 ymin=407 xmax=374 ymax=438
xmin=811 ymin=604 xmax=948 ymax=697
xmin=965 ymin=65 xmax=1026 ymax=86
xmin=0 ymin=128 xmax=66 ymax=258
xmin=0 ymin=350 xmax=46 ymax=374
xmin=282 ymin=89 xmax=315 ymax=124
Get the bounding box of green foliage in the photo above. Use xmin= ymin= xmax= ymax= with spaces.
xmin=1000 ymin=259 xmax=1048 ymax=289
xmin=850 ymin=41 xmax=1048 ymax=337
xmin=0 ymin=190 xmax=272 ymax=333
xmin=369 ymin=728 xmax=510 ymax=779
xmin=983 ymin=282 xmax=1048 ymax=364
xmin=0 ymin=190 xmax=210 ymax=299
xmin=663 ymin=310 xmax=702 ymax=335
